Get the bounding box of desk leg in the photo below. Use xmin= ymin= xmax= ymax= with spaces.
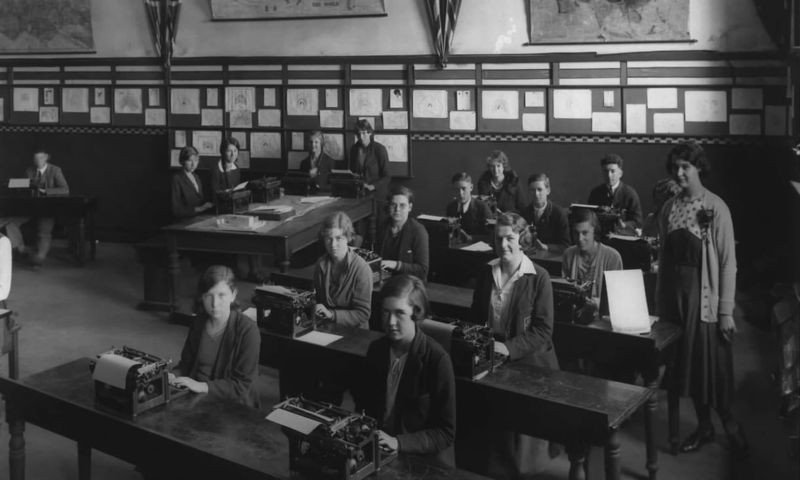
xmin=166 ymin=234 xmax=180 ymax=313
xmin=668 ymin=387 xmax=680 ymax=455
xmin=277 ymin=241 xmax=290 ymax=273
xmin=567 ymin=449 xmax=588 ymax=480
xmin=78 ymin=442 xmax=91 ymax=480
xmin=76 ymin=218 xmax=86 ymax=267
xmin=643 ymin=376 xmax=659 ymax=480
xmin=88 ymin=210 xmax=97 ymax=261
xmin=604 ymin=428 xmax=621 ymax=480
xmin=8 ymin=418 xmax=25 ymax=480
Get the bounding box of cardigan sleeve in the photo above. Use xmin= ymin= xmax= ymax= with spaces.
xmin=655 ymin=198 xmax=674 ymax=319
xmin=332 ymin=259 xmax=373 ymax=329
xmin=714 ymin=198 xmax=737 ymax=317
xmin=548 ymin=204 xmax=571 ymax=252
xmin=371 ymin=143 xmax=391 ymax=193
xmin=396 ymin=352 xmax=456 ymax=456
xmin=174 ymin=318 xmax=200 ymax=377
xmin=206 ymin=317 xmax=261 ymax=403
xmin=504 ymin=269 xmax=555 ymax=361
xmin=0 ymin=236 xmax=11 ymax=301
xmin=398 ymin=222 xmax=429 ymax=280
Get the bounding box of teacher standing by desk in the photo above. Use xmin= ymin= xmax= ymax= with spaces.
xmin=349 ymin=119 xmax=390 ymax=228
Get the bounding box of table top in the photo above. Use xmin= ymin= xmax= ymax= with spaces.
xmin=0 ymin=358 xmax=489 ymax=480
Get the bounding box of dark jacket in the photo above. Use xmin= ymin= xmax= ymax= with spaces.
xmin=378 ymin=217 xmax=429 ymax=281
xmin=210 ymin=161 xmax=242 ymax=198
xmin=521 ymin=200 xmax=571 ymax=253
xmin=175 ymin=310 xmax=261 ymax=408
xmin=26 ymin=164 xmax=69 ymax=195
xmin=470 ymin=261 xmax=558 ymax=369
xmin=171 ymin=171 xmax=207 ymax=220
xmin=446 ymin=198 xmax=492 ymax=235
xmin=299 ymin=152 xmax=335 ymax=190
xmin=587 ymin=181 xmax=643 ymax=230
xmin=349 ymin=140 xmax=390 ymax=201
xmin=476 ymin=170 xmax=526 ymax=214
xmin=355 ymin=328 xmax=456 ymax=467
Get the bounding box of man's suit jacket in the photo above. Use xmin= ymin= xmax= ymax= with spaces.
xmin=26 ymin=164 xmax=69 ymax=195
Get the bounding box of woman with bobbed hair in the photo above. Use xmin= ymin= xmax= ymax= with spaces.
xmin=210 ymin=136 xmax=243 ymax=198
xmin=349 ymin=119 xmax=390 ymax=201
xmin=300 ymin=130 xmax=334 ymax=191
xmin=171 ymin=146 xmax=213 ymax=220
xmin=312 ymin=211 xmax=373 ymax=329
xmin=378 ymin=186 xmax=429 ymax=281
xmin=476 ymin=150 xmax=526 ymax=214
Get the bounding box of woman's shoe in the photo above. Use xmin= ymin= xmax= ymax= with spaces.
xmin=724 ymin=422 xmax=749 ymax=457
xmin=679 ymin=425 xmax=716 ymax=453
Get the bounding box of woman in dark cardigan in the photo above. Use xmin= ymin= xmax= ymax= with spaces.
xmin=476 ymin=150 xmax=527 ymax=215
xmin=355 ymin=274 xmax=456 ymax=467
xmin=210 ymin=136 xmax=243 ymax=199
xmin=378 ymin=186 xmax=429 ymax=281
xmin=299 ymin=130 xmax=335 ymax=191
xmin=469 ymin=212 xmax=559 ymax=478
xmin=171 ymin=146 xmax=213 ymax=220
xmin=312 ymin=211 xmax=373 ymax=329
xmin=171 ymin=265 xmax=261 ymax=408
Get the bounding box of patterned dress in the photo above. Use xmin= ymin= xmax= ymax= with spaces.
xmin=664 ymin=194 xmax=734 ymax=411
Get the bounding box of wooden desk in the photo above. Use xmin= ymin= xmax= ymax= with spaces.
xmin=0 ymin=195 xmax=98 ymax=265
xmin=261 ymin=325 xmax=656 ymax=480
xmin=1 ymin=309 xmax=19 ymax=380
xmin=162 ymin=195 xmax=373 ymax=313
xmin=429 ymin=242 xmax=562 ymax=286
xmin=0 ymin=359 xmax=489 ymax=480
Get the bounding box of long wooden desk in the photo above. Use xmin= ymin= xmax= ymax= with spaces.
xmin=429 ymin=241 xmax=563 ymax=285
xmin=162 ymin=195 xmax=374 ymax=313
xmin=0 ymin=195 xmax=98 ymax=265
xmin=0 ymin=358 xmax=489 ymax=480
xmin=260 ymin=324 xmax=656 ymax=480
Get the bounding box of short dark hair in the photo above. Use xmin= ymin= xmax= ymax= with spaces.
xmin=195 ymin=265 xmax=238 ymax=313
xmin=486 ymin=150 xmax=510 ymax=170
xmin=666 ymin=141 xmax=711 ymax=177
xmin=569 ymin=208 xmax=601 ymax=232
xmin=451 ymin=172 xmax=472 ymax=184
xmin=219 ymin=136 xmax=241 ymax=156
xmin=527 ymin=173 xmax=550 ymax=189
xmin=355 ymin=119 xmax=374 ymax=134
xmin=178 ymin=146 xmax=199 ymax=165
xmin=495 ymin=212 xmax=533 ymax=250
xmin=600 ymin=153 xmax=624 ymax=169
xmin=318 ymin=211 xmax=355 ymax=243
xmin=387 ymin=185 xmax=414 ymax=204
xmin=33 ymin=147 xmax=50 ymax=156
xmin=380 ymin=274 xmax=429 ymax=323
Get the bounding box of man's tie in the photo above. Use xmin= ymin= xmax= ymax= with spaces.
xmin=34 ymin=170 xmax=43 ymax=188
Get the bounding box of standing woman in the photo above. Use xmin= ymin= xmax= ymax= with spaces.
xmin=349 ymin=119 xmax=390 ymax=201
xmin=171 ymin=265 xmax=261 ymax=408
xmin=657 ymin=141 xmax=747 ymax=455
xmin=210 ymin=137 xmax=242 ymax=200
xmin=378 ymin=186 xmax=429 ymax=281
xmin=300 ymin=130 xmax=334 ymax=191
xmin=171 ymin=146 xmax=213 ymax=220
xmin=476 ymin=150 xmax=526 ymax=214
xmin=312 ymin=212 xmax=373 ymax=329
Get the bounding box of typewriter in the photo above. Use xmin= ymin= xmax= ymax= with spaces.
xmin=351 ymin=248 xmax=383 ymax=285
xmin=282 ymin=171 xmax=318 ymax=196
xmin=427 ymin=316 xmax=500 ymax=380
xmin=247 ymin=176 xmax=282 ymax=203
xmin=252 ymin=284 xmax=316 ymax=337
xmin=416 ymin=215 xmax=462 ymax=248
xmin=215 ymin=189 xmax=252 ymax=215
xmin=328 ymin=171 xmax=364 ymax=198
xmin=89 ymin=346 xmax=187 ymax=417
xmin=268 ymin=396 xmax=395 ymax=480
xmin=552 ymin=277 xmax=594 ymax=325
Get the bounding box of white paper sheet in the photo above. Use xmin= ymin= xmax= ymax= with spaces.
xmin=320 ymin=109 xmax=344 ymax=128
xmin=90 ymin=107 xmax=110 ymax=124
xmin=230 ymin=110 xmax=253 ymax=128
xmin=114 ymin=88 xmax=143 ymax=114
xmin=417 ymin=214 xmax=447 ymax=222
xmin=625 ymin=104 xmax=647 ymax=134
xmin=174 ymin=130 xmax=187 ymax=148
xmin=684 ymin=91 xmax=726 ymax=122
xmin=92 ymin=354 xmax=139 ymax=389
xmin=461 ymin=241 xmax=493 ymax=252
xmin=552 ymin=89 xmax=592 ymax=119
xmin=412 ymin=90 xmax=448 ymax=119
xmin=171 ymin=88 xmax=200 ymax=115
xmin=325 ymin=88 xmax=339 ymax=108
xmin=382 ymin=111 xmax=408 ymax=130
xmin=389 ymin=88 xmax=404 ymax=109
xmin=266 ymin=408 xmax=321 ymax=435
xmin=591 ymin=112 xmax=621 ymax=132
xmin=349 ymin=88 xmax=383 ymax=116
xmin=521 ymin=113 xmax=546 ymax=132
xmin=14 ymin=87 xmax=39 ymax=112
xmin=297 ymin=330 xmax=343 ymax=347
xmin=374 ymin=134 xmax=408 ymax=163
xmin=791 ymin=181 xmax=800 ymax=196
xmin=449 ymin=111 xmax=476 ymax=130
xmin=455 ymin=90 xmax=471 ymax=111
xmin=62 ymin=87 xmax=89 ymax=113
xmin=646 ymin=88 xmax=678 ymax=109
xmin=206 ymin=88 xmax=219 ymax=107
xmin=145 ymin=108 xmax=166 ymax=126
xmin=291 ymin=132 xmax=305 ymax=151
xmin=300 ymin=196 xmax=335 ymax=204
xmin=148 ymin=88 xmax=161 ymax=107
xmin=602 ymin=90 xmax=615 ymax=108
xmin=226 ymin=87 xmax=256 ymax=112
xmin=604 ymin=269 xmax=651 ymax=335
xmin=731 ymin=88 xmax=763 ymax=110
xmin=652 ymin=113 xmax=684 ymax=134
xmin=263 ymin=88 xmax=277 ymax=107
xmin=481 ymin=90 xmax=519 ymax=120
xmin=258 ymin=109 xmax=281 ymax=127
xmin=286 ymin=88 xmax=319 ymax=116
xmin=524 ymin=90 xmax=545 ymax=108
xmin=8 ymin=178 xmax=30 ymax=188
xmin=242 ymin=307 xmax=257 ymax=320
xmin=201 ymin=108 xmax=223 ymax=126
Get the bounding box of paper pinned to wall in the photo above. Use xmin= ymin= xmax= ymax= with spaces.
xmin=171 ymin=88 xmax=200 ymax=115
xmin=652 ymin=113 xmax=684 ymax=134
xmin=524 ymin=90 xmax=545 ymax=108
xmin=0 ymin=98 xmax=4 ymax=121
xmin=89 ymin=106 xmax=110 ymax=124
xmin=39 ymin=106 xmax=58 ymax=123
xmin=449 ymin=111 xmax=476 ymax=130
xmin=729 ymin=114 xmax=761 ymax=135
xmin=382 ymin=110 xmax=408 ymax=130
xmin=374 ymin=134 xmax=408 ymax=163
xmin=389 ymin=88 xmax=404 ymax=109
xmin=291 ymin=132 xmax=305 ymax=151
xmin=145 ymin=108 xmax=166 ymax=126
xmin=263 ymin=88 xmax=277 ymax=107
xmin=521 ymin=112 xmax=546 ymax=131
xmin=552 ymin=89 xmax=592 ymax=119
xmin=201 ymin=108 xmax=223 ymax=126
xmin=591 ymin=112 xmax=621 ymax=132
xmin=258 ymin=109 xmax=281 ymax=127
xmin=764 ymin=105 xmax=787 ymax=136
xmin=349 ymin=88 xmax=383 ymax=117
xmin=13 ymin=87 xmax=38 ymax=112
xmin=602 ymin=90 xmax=615 ymax=108
xmin=286 ymin=88 xmax=319 ymax=116
xmin=684 ymin=91 xmax=726 ymax=122
xmin=325 ymin=88 xmax=339 ymax=108
xmin=230 ymin=110 xmax=253 ymax=128
xmin=320 ymin=109 xmax=344 ymax=128
xmin=455 ymin=90 xmax=471 ymax=111
xmin=192 ymin=131 xmax=222 ymax=156
xmin=206 ymin=88 xmax=219 ymax=107
xmin=625 ymin=104 xmax=647 ymax=134
xmin=251 ymin=132 xmax=282 ymax=159
xmin=174 ymin=130 xmax=187 ymax=148
xmin=731 ymin=88 xmax=763 ymax=110
xmin=646 ymin=88 xmax=678 ymax=109
xmin=114 ymin=88 xmax=143 ymax=114
xmin=62 ymin=87 xmax=89 ymax=113
xmin=226 ymin=86 xmax=256 ymax=112
xmin=481 ymin=90 xmax=519 ymax=119
xmin=412 ymin=90 xmax=448 ymax=119
xmin=170 ymin=149 xmax=181 ymax=167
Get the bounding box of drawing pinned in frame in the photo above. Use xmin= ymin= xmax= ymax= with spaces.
xmin=481 ymin=90 xmax=519 ymax=120
xmin=62 ymin=88 xmax=89 ymax=113
xmin=412 ymin=90 xmax=448 ymax=119
xmin=251 ymin=132 xmax=282 ymax=159
xmin=94 ymin=88 xmax=106 ymax=106
xmin=114 ymin=88 xmax=143 ymax=114
xmin=349 ymin=89 xmax=383 ymax=117
xmin=320 ymin=110 xmax=344 ymax=129
xmin=382 ymin=111 xmax=408 ymax=130
xmin=225 ymin=87 xmax=256 ymax=112
xmin=258 ymin=109 xmax=281 ymax=127
xmin=13 ymin=88 xmax=39 ymax=112
xmin=171 ymin=88 xmax=201 ymax=115
xmin=286 ymin=88 xmax=319 ymax=116
xmin=90 ymin=107 xmax=110 ymax=124
xmin=374 ymin=134 xmax=408 ymax=164
xmin=145 ymin=108 xmax=167 ymax=126
xmin=552 ymin=89 xmax=592 ymax=119
xmin=230 ymin=110 xmax=253 ymax=128
xmin=201 ymin=109 xmax=224 ymax=127
xmin=192 ymin=131 xmax=223 ymax=157
xmin=38 ymin=107 xmax=59 ymax=123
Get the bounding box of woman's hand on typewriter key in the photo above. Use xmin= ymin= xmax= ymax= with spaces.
xmin=493 ymin=341 xmax=510 ymax=357
xmin=380 ymin=260 xmax=399 ymax=272
xmin=377 ymin=430 xmax=398 ymax=452
xmin=315 ymin=303 xmax=334 ymax=321
xmin=172 ymin=376 xmax=208 ymax=394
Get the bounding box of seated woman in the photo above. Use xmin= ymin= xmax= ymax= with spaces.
xmin=355 ymin=274 xmax=456 ymax=467
xmin=476 ymin=150 xmax=526 ymax=215
xmin=378 ymin=186 xmax=429 ymax=281
xmin=171 ymin=146 xmax=213 ymax=220
xmin=299 ymin=130 xmax=334 ymax=191
xmin=562 ymin=208 xmax=623 ymax=317
xmin=469 ymin=212 xmax=559 ymax=477
xmin=210 ymin=137 xmax=243 ymax=200
xmin=312 ymin=212 xmax=373 ymax=329
xmin=446 ymin=172 xmax=491 ymax=237
xmin=171 ymin=265 xmax=261 ymax=408
xmin=522 ymin=173 xmax=570 ymax=254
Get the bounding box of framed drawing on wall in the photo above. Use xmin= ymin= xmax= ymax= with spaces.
xmin=211 ymin=0 xmax=386 ymax=20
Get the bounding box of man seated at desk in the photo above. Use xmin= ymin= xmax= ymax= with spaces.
xmin=521 ymin=173 xmax=570 ymax=254
xmin=355 ymin=274 xmax=456 ymax=467
xmin=587 ymin=153 xmax=643 ymax=235
xmin=1 ymin=148 xmax=69 ymax=268
xmin=445 ymin=172 xmax=491 ymax=238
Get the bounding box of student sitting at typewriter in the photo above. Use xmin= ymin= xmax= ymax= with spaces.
xmin=355 ymin=274 xmax=456 ymax=467
xmin=469 ymin=212 xmax=559 ymax=477
xmin=586 ymin=153 xmax=643 ymax=234
xmin=312 ymin=212 xmax=373 ymax=329
xmin=171 ymin=265 xmax=261 ymax=408
xmin=171 ymin=146 xmax=213 ymax=220
xmin=445 ymin=172 xmax=491 ymax=238
xmin=476 ymin=150 xmax=526 ymax=215
xmin=210 ymin=136 xmax=243 ymax=201
xmin=299 ymin=130 xmax=334 ymax=191
xmin=521 ymin=173 xmax=570 ymax=254
xmin=562 ymin=208 xmax=623 ymax=319
xmin=378 ymin=186 xmax=429 ymax=281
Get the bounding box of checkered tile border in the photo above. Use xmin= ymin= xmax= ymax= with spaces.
xmin=0 ymin=125 xmax=167 ymax=135
xmin=410 ymin=133 xmax=776 ymax=145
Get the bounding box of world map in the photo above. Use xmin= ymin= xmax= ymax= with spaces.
xmin=0 ymin=0 xmax=94 ymax=53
